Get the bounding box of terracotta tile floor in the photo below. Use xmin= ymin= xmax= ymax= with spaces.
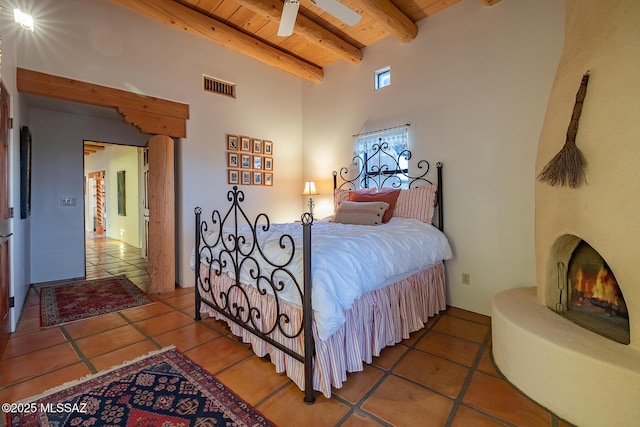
xmin=0 ymin=236 xmax=574 ymax=426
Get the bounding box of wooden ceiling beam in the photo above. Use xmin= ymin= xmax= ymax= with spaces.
xmin=17 ymin=68 xmax=189 ymax=138
xmin=17 ymin=68 xmax=188 ymax=119
xmin=84 ymin=144 xmax=105 ymax=155
xmin=350 ymin=0 xmax=418 ymax=42
xmin=84 ymin=144 xmax=106 ymax=152
xmin=233 ymin=0 xmax=363 ymax=64
xmin=118 ymin=106 xmax=187 ymax=137
xmin=108 ymin=0 xmax=324 ymax=82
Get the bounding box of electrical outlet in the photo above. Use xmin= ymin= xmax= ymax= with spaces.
xmin=462 ymin=273 xmax=471 ymax=285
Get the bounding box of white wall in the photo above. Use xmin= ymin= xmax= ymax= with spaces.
xmin=301 ymin=0 xmax=565 ymax=315
xmin=84 ymin=145 xmax=141 ymax=247
xmin=17 ymin=0 xmax=303 ymax=288
xmin=28 ymin=108 xmax=148 ymax=283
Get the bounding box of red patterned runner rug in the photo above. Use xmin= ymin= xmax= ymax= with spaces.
xmin=40 ymin=275 xmax=154 ymax=328
xmin=8 ymin=347 xmax=275 ymax=427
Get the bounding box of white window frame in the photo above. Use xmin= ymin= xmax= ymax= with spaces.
xmin=374 ymin=66 xmax=391 ymax=90
xmin=354 ymin=125 xmax=409 ymax=188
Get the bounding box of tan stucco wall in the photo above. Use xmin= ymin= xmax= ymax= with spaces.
xmin=535 ymin=0 xmax=640 ymax=347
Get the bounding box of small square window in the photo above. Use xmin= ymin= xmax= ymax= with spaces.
xmin=374 ymin=67 xmax=391 ymax=90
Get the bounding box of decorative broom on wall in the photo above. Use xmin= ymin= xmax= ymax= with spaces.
xmin=537 ymin=71 xmax=591 ymax=188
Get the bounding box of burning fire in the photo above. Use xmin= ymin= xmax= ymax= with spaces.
xmin=573 ymin=266 xmax=621 ymax=309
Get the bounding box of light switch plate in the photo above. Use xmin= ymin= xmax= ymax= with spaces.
xmin=60 ymin=197 xmax=77 ymax=206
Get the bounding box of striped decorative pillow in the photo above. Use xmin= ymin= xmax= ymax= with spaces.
xmin=334 ymin=201 xmax=389 ymax=225
xmin=393 ymin=185 xmax=437 ymax=223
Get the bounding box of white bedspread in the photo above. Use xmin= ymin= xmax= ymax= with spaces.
xmin=192 ymin=217 xmax=452 ymax=340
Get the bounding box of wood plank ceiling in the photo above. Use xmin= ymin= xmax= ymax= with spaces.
xmin=84 ymin=141 xmax=108 ymax=156
xmin=108 ymin=0 xmax=500 ymax=82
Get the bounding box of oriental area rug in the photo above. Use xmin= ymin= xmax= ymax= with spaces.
xmin=9 ymin=347 xmax=275 ymax=427
xmin=39 ymin=275 xmax=154 ymax=328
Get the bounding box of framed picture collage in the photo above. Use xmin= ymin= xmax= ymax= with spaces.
xmin=227 ymin=135 xmax=274 ymax=187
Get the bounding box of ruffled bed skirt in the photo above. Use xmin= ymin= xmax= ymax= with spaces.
xmin=197 ymin=262 xmax=446 ymax=398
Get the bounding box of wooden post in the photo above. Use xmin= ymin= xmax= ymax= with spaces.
xmin=147 ymin=135 xmax=175 ymax=294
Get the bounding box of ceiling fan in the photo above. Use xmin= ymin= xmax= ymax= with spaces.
xmin=278 ymin=0 xmax=362 ymax=37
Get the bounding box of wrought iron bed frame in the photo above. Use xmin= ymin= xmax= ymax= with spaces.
xmin=194 ymin=142 xmax=443 ymax=404
xmin=333 ymin=139 xmax=443 ymax=231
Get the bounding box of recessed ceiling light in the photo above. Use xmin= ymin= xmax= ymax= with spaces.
xmin=13 ymin=8 xmax=34 ymax=31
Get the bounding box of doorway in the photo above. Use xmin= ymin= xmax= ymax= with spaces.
xmin=83 ymin=143 xmax=145 ymax=258
xmin=87 ymin=170 xmax=106 ymax=235
xmin=18 ymin=68 xmax=186 ymax=294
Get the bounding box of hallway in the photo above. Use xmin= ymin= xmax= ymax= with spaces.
xmin=84 ymin=233 xmax=149 ymax=291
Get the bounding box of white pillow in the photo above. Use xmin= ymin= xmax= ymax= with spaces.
xmin=333 ymin=188 xmax=374 ymax=212
xmin=333 ymin=201 xmax=389 ymax=225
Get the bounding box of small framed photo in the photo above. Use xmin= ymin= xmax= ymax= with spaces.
xmin=252 ymin=139 xmax=262 ymax=154
xmin=264 ymin=140 xmax=273 ymax=155
xmin=241 ymin=154 xmax=251 ymax=169
xmin=253 ymin=171 xmax=263 ymax=186
xmin=227 ymin=135 xmax=238 ymax=151
xmin=264 ymin=157 xmax=273 ymax=171
xmin=253 ymin=155 xmax=262 ymax=170
xmin=241 ymin=171 xmax=252 ymax=185
xmin=228 ymin=152 xmax=239 ymax=168
xmin=228 ymin=169 xmax=239 ymax=185
xmin=240 ymin=136 xmax=251 ymax=152
xmin=264 ymin=173 xmax=273 ymax=186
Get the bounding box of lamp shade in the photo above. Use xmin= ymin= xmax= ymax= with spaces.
xmin=301 ymin=181 xmax=319 ymax=196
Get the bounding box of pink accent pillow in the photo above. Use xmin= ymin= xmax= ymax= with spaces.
xmin=348 ymin=188 xmax=401 ymax=223
xmin=393 ymin=185 xmax=437 ymax=224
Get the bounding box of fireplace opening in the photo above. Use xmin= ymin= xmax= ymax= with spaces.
xmin=556 ymin=240 xmax=629 ymax=344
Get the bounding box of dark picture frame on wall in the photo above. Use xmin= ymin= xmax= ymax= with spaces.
xmin=20 ymin=126 xmax=32 ymax=219
xmin=117 ymin=170 xmax=126 ymax=216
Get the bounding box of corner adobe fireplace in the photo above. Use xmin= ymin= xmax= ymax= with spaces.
xmin=492 ymin=1 xmax=640 ymax=426
xmin=550 ymin=237 xmax=629 ymax=344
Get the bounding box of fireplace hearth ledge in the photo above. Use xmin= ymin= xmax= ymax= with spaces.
xmin=492 ymin=287 xmax=640 ymax=427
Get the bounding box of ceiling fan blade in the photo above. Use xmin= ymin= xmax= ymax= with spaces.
xmin=278 ymin=0 xmax=300 ymax=37
xmin=312 ymin=0 xmax=361 ymax=26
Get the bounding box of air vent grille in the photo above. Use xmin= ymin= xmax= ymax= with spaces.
xmin=203 ymin=75 xmax=236 ymax=98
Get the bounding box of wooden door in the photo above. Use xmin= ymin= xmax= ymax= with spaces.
xmin=95 ymin=171 xmax=105 ymax=234
xmin=0 ymin=81 xmax=12 ymax=355
xmin=142 ymin=148 xmax=149 ymax=259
